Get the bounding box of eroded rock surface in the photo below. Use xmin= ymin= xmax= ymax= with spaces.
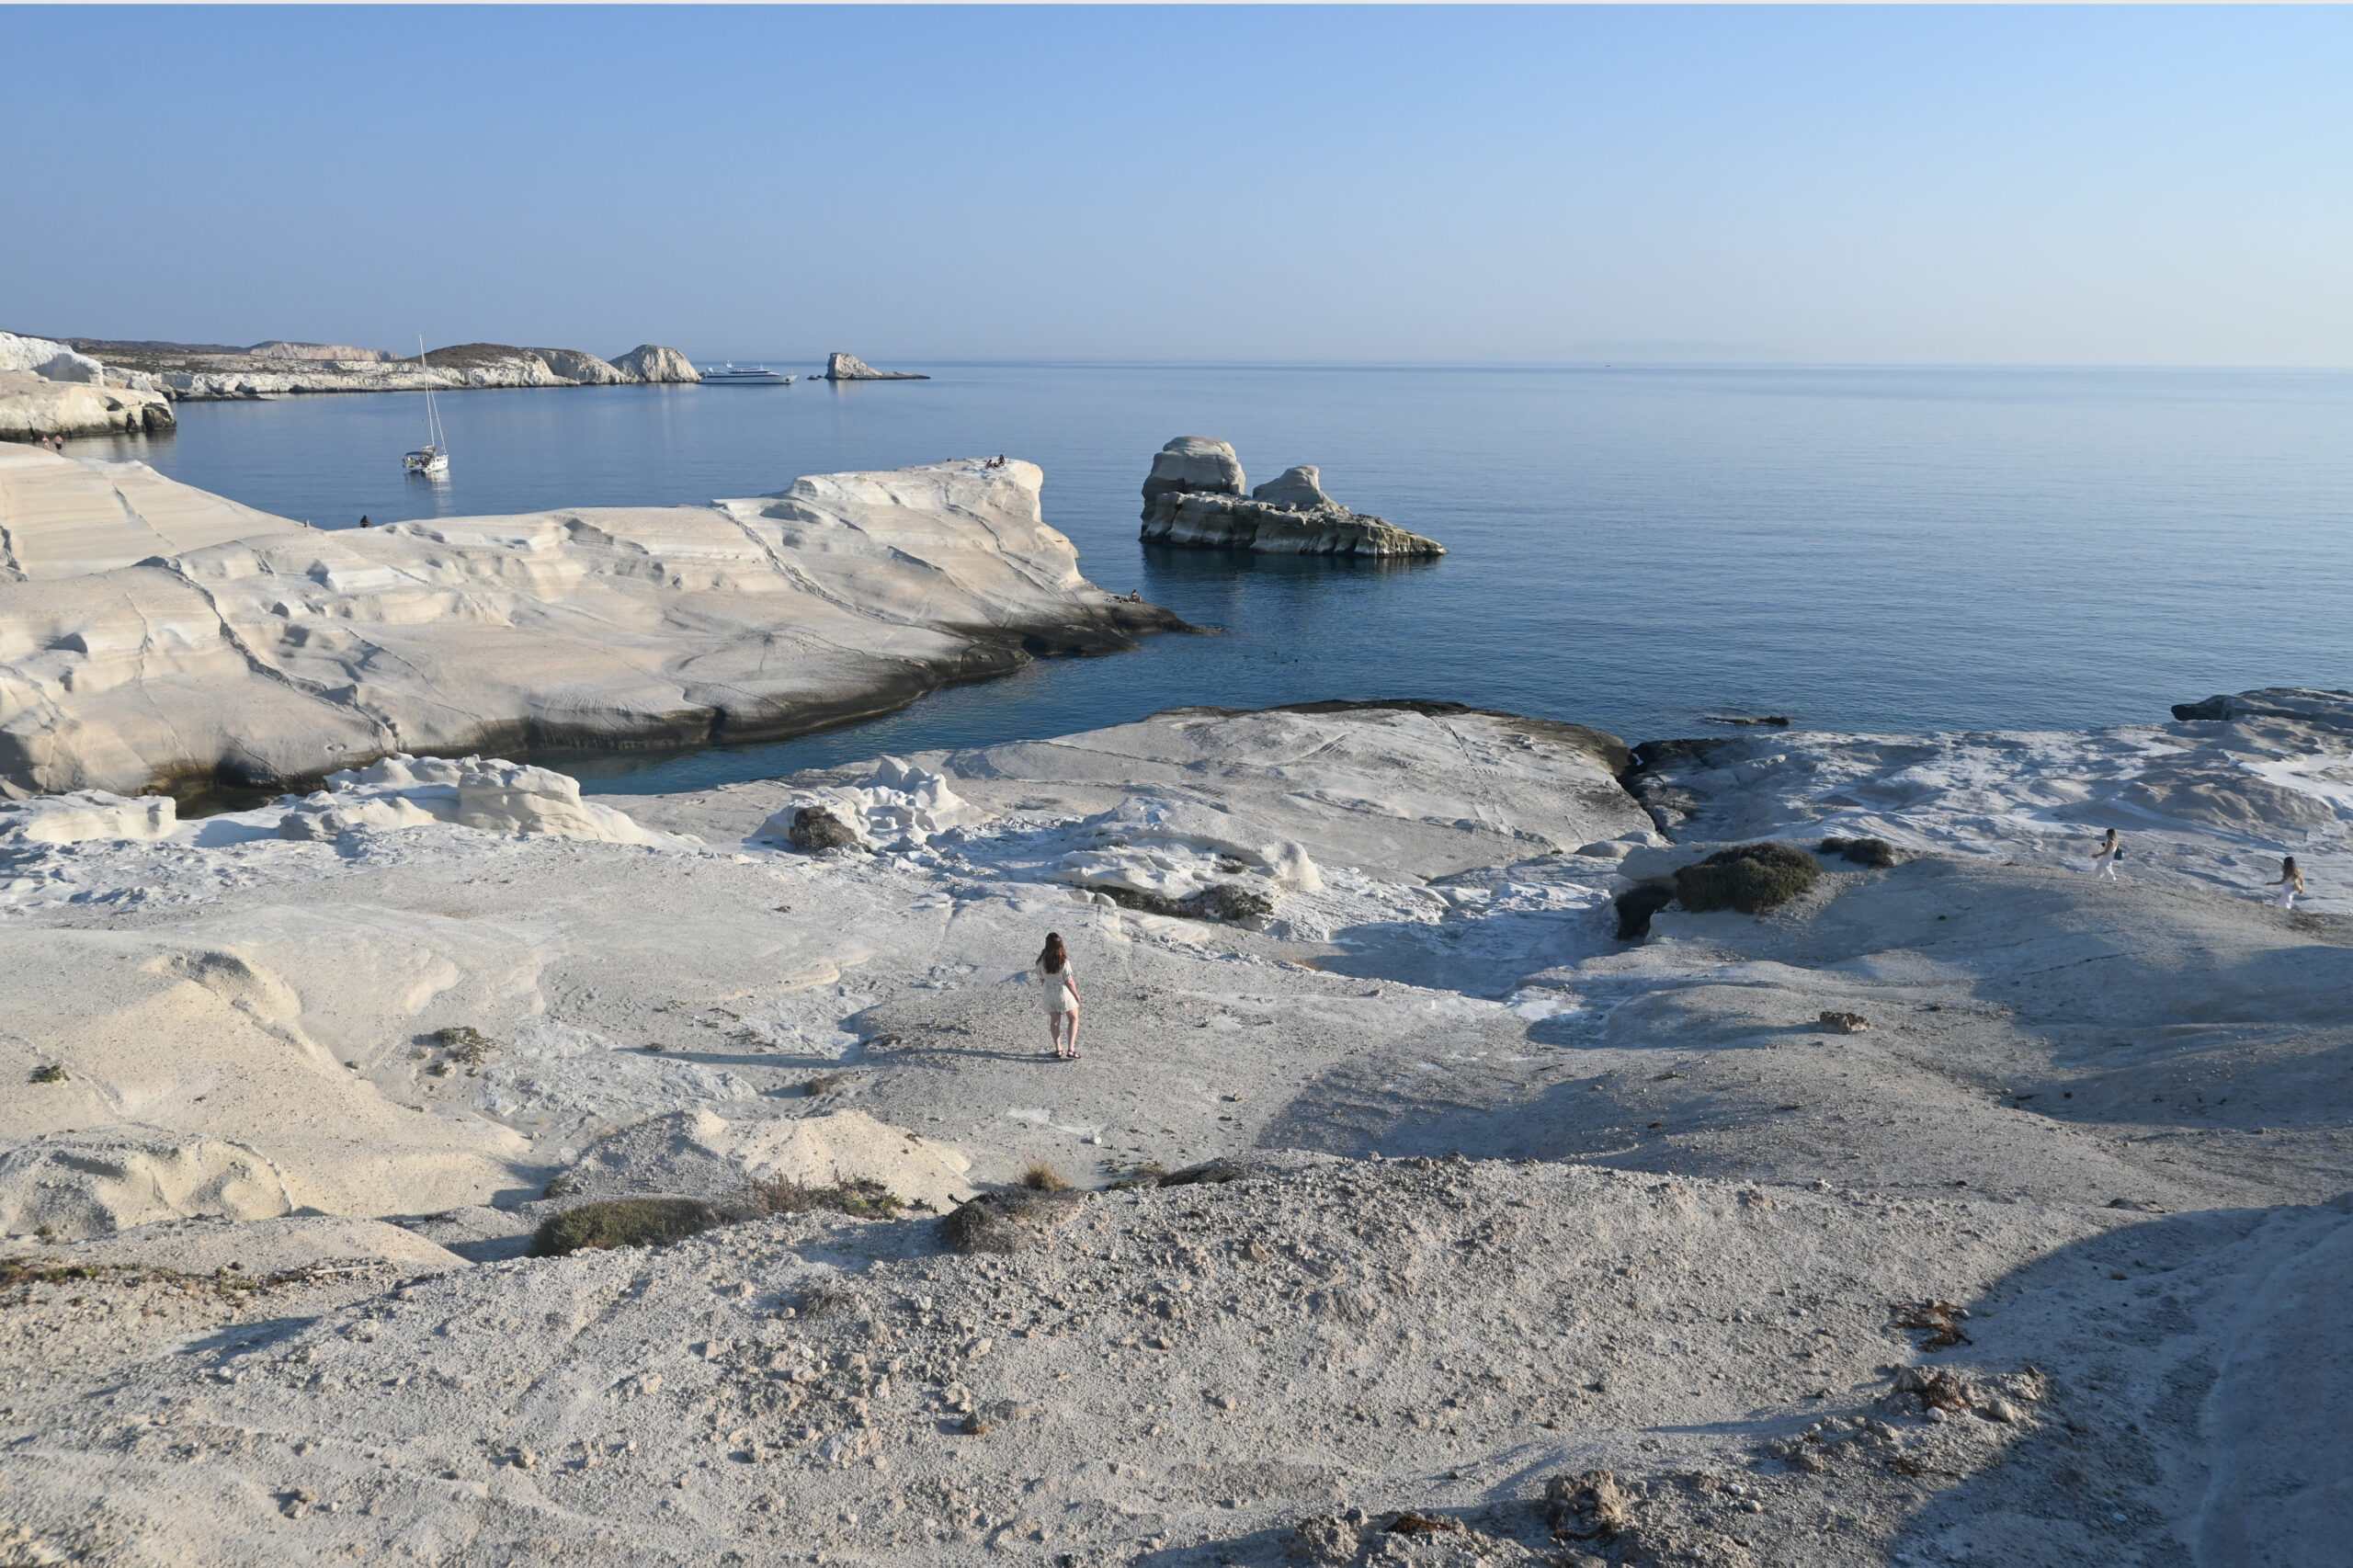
xmin=44 ymin=336 xmax=700 ymax=399
xmin=1139 ymin=437 xmax=1445 ymax=557
xmin=2 ymin=692 xmax=2349 ymax=1564
xmin=0 ymin=454 xmax=1175 ymax=795
xmin=0 ymin=332 xmax=175 ymax=441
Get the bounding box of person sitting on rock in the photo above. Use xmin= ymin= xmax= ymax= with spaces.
xmin=359 ymin=515 xmax=373 ymax=528
xmin=2089 ymin=828 xmax=2121 ymax=880
xmin=1033 ymin=931 xmax=1081 ymax=1061
xmin=2269 ymin=856 xmax=2305 ymax=909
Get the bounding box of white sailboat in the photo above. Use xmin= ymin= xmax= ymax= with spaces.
xmin=404 ymin=336 xmax=450 ymax=478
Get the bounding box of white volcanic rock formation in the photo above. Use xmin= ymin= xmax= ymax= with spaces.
xmin=0 ymin=332 xmax=107 ymax=384
xmin=0 ymin=450 xmax=1175 ymax=796
xmin=51 ymin=337 xmax=701 ymax=400
xmin=0 ymin=441 xmax=304 ymax=577
xmin=1138 ymin=436 xmax=1445 ymax=556
xmin=3 ymin=695 xmax=2350 ymax=1563
xmin=820 ymin=351 xmax=929 ymax=381
xmin=244 ymin=341 xmax=397 ymax=362
xmin=613 ymin=343 xmax=701 ymax=382
xmin=275 ymin=755 xmax=671 ymax=846
xmin=0 ymin=331 xmax=176 ymax=440
xmin=758 ymin=756 xmax=985 ymax=851
xmin=0 ymin=790 xmax=177 ymax=846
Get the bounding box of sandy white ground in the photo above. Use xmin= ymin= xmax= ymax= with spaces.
xmin=1 ymin=696 xmax=2348 ymax=1567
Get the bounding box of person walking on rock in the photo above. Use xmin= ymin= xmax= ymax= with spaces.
xmin=2268 ymin=856 xmax=2305 ymax=910
xmin=1033 ymin=931 xmax=1081 ymax=1061
xmin=2090 ymin=828 xmax=2122 ymax=881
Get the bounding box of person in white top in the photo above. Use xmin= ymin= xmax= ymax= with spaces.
xmin=2089 ymin=828 xmax=2121 ymax=880
xmin=1032 ymin=931 xmax=1082 ymax=1061
xmin=2268 ymin=856 xmax=2305 ymax=910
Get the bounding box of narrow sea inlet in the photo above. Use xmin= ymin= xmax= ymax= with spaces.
xmin=70 ymin=361 xmax=2353 ymax=791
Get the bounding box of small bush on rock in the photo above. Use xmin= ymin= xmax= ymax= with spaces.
xmin=432 ymin=1025 xmax=493 ymax=1065
xmin=1098 ymin=881 xmax=1276 ymax=924
xmin=1673 ymin=843 xmax=1820 ymax=915
xmin=740 ymin=1175 xmax=901 ymax=1220
xmin=529 ymin=1198 xmax=718 ymax=1257
xmin=787 ymin=807 xmax=860 ymax=853
xmin=941 ymin=1187 xmax=1086 ymax=1255
xmin=1020 ymin=1162 xmax=1070 ymax=1192
xmin=1819 ymin=835 xmax=1903 ymax=868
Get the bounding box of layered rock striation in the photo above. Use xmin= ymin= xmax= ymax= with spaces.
xmin=40 ymin=336 xmax=700 ymax=400
xmin=0 ymin=450 xmax=1176 ymax=797
xmin=0 ymin=441 xmax=304 ymax=576
xmin=1138 ymin=436 xmax=1444 ymax=556
xmin=819 ymin=352 xmax=928 ymax=381
xmin=0 ymin=332 xmax=175 ymax=440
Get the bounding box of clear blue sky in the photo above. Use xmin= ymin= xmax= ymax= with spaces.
xmin=6 ymin=5 xmax=2348 ymax=365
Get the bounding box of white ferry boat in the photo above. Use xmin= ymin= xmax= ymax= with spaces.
xmin=699 ymin=364 xmax=793 ymax=386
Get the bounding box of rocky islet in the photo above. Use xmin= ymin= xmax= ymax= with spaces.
xmin=1139 ymin=437 xmax=1447 ymax=557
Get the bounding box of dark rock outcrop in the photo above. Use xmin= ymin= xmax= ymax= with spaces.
xmin=787 ymin=807 xmax=861 ymax=852
xmin=2172 ymin=688 xmax=2353 ymax=727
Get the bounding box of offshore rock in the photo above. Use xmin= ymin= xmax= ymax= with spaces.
xmin=1142 ymin=436 xmax=1250 ymax=511
xmin=1139 ymin=437 xmax=1444 ymax=558
xmin=1250 ymin=464 xmax=1335 ymax=508
xmin=613 ymin=344 xmax=701 ymax=383
xmin=821 ymin=352 xmax=929 ymax=381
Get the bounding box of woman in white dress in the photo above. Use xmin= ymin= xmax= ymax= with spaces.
xmin=2090 ymin=828 xmax=2121 ymax=880
xmin=1033 ymin=931 xmax=1082 ymax=1060
xmin=2268 ymin=856 xmax=2305 ymax=910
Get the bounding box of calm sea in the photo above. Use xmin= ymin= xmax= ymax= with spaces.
xmin=73 ymin=363 xmax=2353 ymax=793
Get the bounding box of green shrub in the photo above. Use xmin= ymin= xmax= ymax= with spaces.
xmin=1673 ymin=842 xmax=1821 ymax=915
xmin=529 ymin=1198 xmax=718 ymax=1257
xmin=432 ymin=1026 xmax=493 ymax=1066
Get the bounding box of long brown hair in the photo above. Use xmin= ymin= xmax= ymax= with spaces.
xmin=2285 ymin=856 xmax=2304 ymax=889
xmin=1038 ymin=932 xmax=1068 ymax=973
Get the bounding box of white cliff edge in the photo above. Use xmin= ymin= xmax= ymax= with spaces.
xmin=0 ymin=331 xmax=175 ymax=441
xmin=0 ymin=449 xmax=1176 ymax=796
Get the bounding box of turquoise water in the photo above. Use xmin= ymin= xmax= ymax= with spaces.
xmin=75 ymin=363 xmax=2353 ymax=790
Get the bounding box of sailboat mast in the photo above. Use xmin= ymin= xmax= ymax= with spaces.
xmin=417 ymin=334 xmax=443 ymax=451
